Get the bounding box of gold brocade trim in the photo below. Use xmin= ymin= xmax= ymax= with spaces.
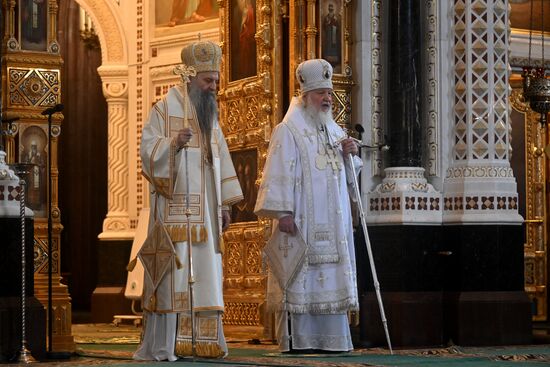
xmin=175 ymin=340 xmax=225 ymax=358
xmin=166 ymin=224 xmax=208 ymax=243
xmin=154 ymin=101 xmax=166 ymax=122
xmin=194 ymin=306 xmax=224 ymax=311
xmin=141 ymin=170 xmax=152 ymax=184
xmin=153 ymin=177 xmax=171 ymax=199
xmin=141 ymin=306 xmax=224 ymax=313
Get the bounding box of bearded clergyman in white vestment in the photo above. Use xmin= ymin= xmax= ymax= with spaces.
xmin=134 ymin=40 xmax=243 ymax=361
xmin=254 ymin=59 xmax=361 ymax=353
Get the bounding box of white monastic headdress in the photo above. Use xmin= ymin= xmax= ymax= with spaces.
xmin=296 ymin=59 xmax=333 ymax=93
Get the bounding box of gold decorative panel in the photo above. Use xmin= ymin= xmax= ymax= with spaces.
xmin=222 ymin=222 xmax=269 ymax=337
xmin=7 ymin=67 xmax=60 ymax=108
xmin=510 ymin=75 xmax=548 ymax=322
xmin=219 ymin=0 xmax=281 ymax=337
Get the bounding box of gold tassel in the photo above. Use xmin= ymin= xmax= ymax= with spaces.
xmin=192 ymin=225 xmax=198 ymax=242
xmin=167 ymin=225 xmax=208 ymax=244
xmin=175 ymin=255 xmax=183 ymax=269
xmin=126 ymin=257 xmax=137 ymax=272
xmin=175 ymin=340 xmax=225 ymax=358
xmin=200 ymin=226 xmax=208 ymax=242
xmin=167 ymin=225 xmax=188 ymax=242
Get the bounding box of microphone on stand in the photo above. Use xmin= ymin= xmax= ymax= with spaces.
xmin=41 ymin=104 xmax=64 ymax=116
xmin=353 ymin=123 xmax=390 ymax=152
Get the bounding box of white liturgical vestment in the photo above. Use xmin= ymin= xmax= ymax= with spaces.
xmin=135 ymin=85 xmax=243 ymax=360
xmin=254 ymin=97 xmax=361 ymax=351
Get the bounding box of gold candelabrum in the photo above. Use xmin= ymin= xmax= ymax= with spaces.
xmin=79 ymin=7 xmax=100 ymax=50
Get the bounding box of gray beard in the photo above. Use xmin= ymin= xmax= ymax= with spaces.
xmin=304 ymin=101 xmax=333 ymax=127
xmin=189 ymin=85 xmax=218 ymax=133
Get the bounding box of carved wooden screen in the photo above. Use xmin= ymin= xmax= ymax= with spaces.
xmin=219 ymin=0 xmax=283 ymax=337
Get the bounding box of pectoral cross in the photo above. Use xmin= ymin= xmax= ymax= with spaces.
xmin=325 ymin=148 xmax=341 ymax=172
xmin=279 ymin=235 xmax=293 ymax=257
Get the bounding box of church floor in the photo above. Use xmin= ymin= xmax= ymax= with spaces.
xmin=11 ymin=323 xmax=550 ymax=366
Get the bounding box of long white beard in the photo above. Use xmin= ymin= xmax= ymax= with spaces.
xmin=303 ymin=102 xmax=333 ymax=127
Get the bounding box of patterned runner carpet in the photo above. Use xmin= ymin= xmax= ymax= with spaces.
xmin=23 ymin=324 xmax=550 ymax=367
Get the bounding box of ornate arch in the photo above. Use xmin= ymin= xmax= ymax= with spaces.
xmin=73 ymin=0 xmax=128 ymax=64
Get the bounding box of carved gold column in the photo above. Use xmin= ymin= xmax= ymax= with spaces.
xmin=32 ymin=120 xmax=74 ymax=352
xmin=305 ymin=0 xmax=316 ymax=59
xmin=97 ymin=66 xmax=131 ymax=239
xmin=289 ymin=0 xmax=306 ymax=95
xmin=47 ymin=0 xmax=60 ymax=53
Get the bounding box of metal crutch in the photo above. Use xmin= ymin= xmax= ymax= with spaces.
xmin=345 ymin=141 xmax=393 ymax=355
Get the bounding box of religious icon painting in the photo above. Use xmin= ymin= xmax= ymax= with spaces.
xmin=153 ymin=0 xmax=219 ymax=38
xmin=17 ymin=124 xmax=48 ymax=217
xmin=19 ymin=0 xmax=48 ymax=52
xmin=229 ymin=0 xmax=257 ymax=82
xmin=319 ymin=0 xmax=343 ymax=74
xmin=155 ymin=0 xmax=219 ymax=27
xmin=230 ymin=149 xmax=258 ymax=223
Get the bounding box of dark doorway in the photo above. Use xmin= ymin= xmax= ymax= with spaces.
xmin=58 ymin=0 xmax=108 ymax=319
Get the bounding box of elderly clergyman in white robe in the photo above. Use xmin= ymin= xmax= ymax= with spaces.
xmin=254 ymin=59 xmax=361 ymax=352
xmin=135 ymin=40 xmax=243 ymax=361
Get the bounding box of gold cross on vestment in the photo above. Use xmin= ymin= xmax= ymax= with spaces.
xmin=173 ymin=64 xmax=197 ymax=85
xmin=326 ymin=149 xmax=341 ymax=172
xmin=279 ymin=235 xmax=293 ymax=257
